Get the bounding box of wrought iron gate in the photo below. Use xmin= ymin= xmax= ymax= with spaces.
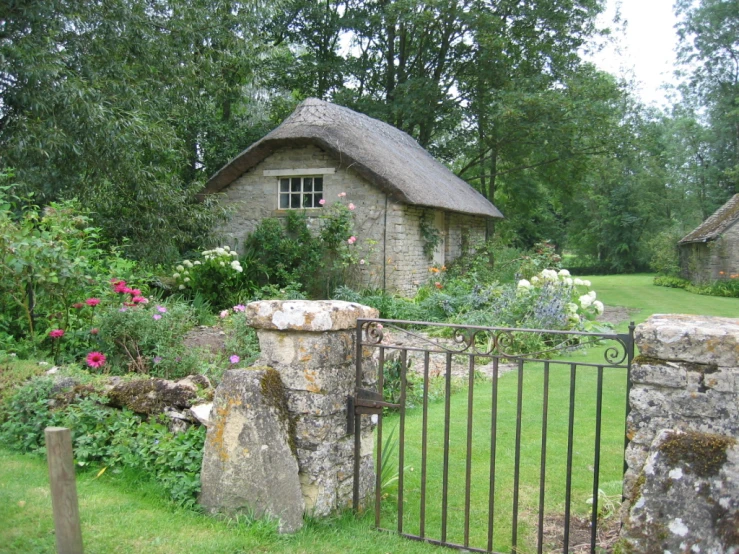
xmin=350 ymin=319 xmax=634 ymax=554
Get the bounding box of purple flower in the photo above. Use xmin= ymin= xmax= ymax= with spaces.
xmin=153 ymin=356 xmax=163 ymax=364
xmin=156 ymin=305 xmax=167 ymax=313
xmin=153 ymin=314 xmax=162 ymax=320
xmin=230 ymin=355 xmax=240 ymax=364
xmin=119 ymin=307 xmax=127 ymax=312
xmin=233 ymin=304 xmax=246 ymax=313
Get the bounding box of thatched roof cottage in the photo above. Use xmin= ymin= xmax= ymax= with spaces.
xmin=203 ymin=98 xmax=503 ymax=295
xmin=679 ymin=194 xmax=739 ymax=283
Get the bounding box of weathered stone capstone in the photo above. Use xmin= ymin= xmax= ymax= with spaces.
xmin=621 ymin=314 xmax=739 ymax=552
xmin=635 ymin=313 xmax=739 ymax=366
xmin=246 ymin=299 xmax=378 ymax=332
xmin=199 ymin=368 xmax=304 ymax=533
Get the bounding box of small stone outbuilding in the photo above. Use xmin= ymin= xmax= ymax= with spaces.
xmin=679 ymin=194 xmax=739 ymax=284
xmin=201 ymin=98 xmax=503 ymax=295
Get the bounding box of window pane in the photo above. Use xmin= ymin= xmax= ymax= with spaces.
xmin=304 ymin=178 xmax=313 ymax=192
xmin=279 ymin=194 xmax=289 ymax=209
xmin=314 ymin=177 xmax=323 ymax=191
xmin=291 ymin=194 xmax=301 ymax=208
xmin=314 ymin=193 xmax=323 ymax=206
xmin=303 ymin=195 xmax=313 ymax=208
xmin=280 ymin=179 xmax=290 ymax=192
xmin=291 ymin=178 xmax=301 ymax=192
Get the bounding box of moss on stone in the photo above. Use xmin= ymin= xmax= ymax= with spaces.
xmin=683 ymin=361 xmax=719 ymax=374
xmin=631 ymin=472 xmax=646 ymax=504
xmin=659 ymin=431 xmax=735 ymax=478
xmin=259 ymin=368 xmax=297 ymax=456
xmin=632 ymin=355 xmax=669 ymax=366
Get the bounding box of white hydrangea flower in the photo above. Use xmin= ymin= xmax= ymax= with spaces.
xmin=220 ymin=261 xmax=225 ymax=267
xmin=540 ymin=269 xmax=558 ymax=281
xmin=184 ymin=277 xmax=190 ymax=283
xmin=566 ymin=302 xmax=578 ymax=313
xmin=193 ymin=261 xmax=201 ymax=265
xmin=173 ymin=272 xmax=180 ymax=279
xmin=223 ymin=245 xmax=231 ymax=251
xmin=517 ymin=279 xmax=531 ymax=289
xmin=179 ymin=284 xmax=185 ymax=290
xmin=231 ymin=260 xmax=242 ymax=272
xmin=230 ymin=251 xmax=238 ymax=257
xmin=176 ymin=264 xmax=184 ymax=272
xmin=215 ymin=247 xmax=226 ymax=255
xmin=593 ymin=300 xmax=604 ymax=315
xmin=183 ymin=260 xmax=193 ymax=268
xmin=588 ymin=290 xmax=596 ymax=299
xmin=564 ymin=277 xmax=573 ymax=286
xmin=583 ymin=279 xmax=591 ymax=287
xmin=558 ymin=269 xmax=570 ymax=277
xmin=574 ymin=278 xmax=584 ymax=286
xmin=579 ymin=294 xmax=593 ymax=308
xmin=201 ymin=250 xmax=212 ymax=256
xmin=531 ymin=275 xmax=540 ymax=284
xmin=568 ymin=313 xmax=581 ymax=323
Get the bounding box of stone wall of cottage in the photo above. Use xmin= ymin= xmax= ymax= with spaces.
xmin=620 ymin=314 xmax=739 ymax=553
xmin=680 ymin=221 xmax=739 ymax=284
xmin=216 ymin=144 xmax=488 ymax=296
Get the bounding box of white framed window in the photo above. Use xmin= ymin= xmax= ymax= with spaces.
xmin=278 ymin=176 xmax=324 ymax=209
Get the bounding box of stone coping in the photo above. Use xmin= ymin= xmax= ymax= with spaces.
xmin=247 ymin=300 xmax=379 ymax=332
xmin=635 ymin=314 xmax=739 ymax=367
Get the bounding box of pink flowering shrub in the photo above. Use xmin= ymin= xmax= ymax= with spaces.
xmin=245 ymin=194 xmax=367 ymax=298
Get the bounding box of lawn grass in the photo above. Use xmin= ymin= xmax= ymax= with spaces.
xmin=0 ymin=447 xmax=446 ymax=554
xmin=584 ymin=273 xmax=739 ymax=331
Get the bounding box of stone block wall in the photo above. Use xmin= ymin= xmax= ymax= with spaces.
xmin=680 ymin=222 xmax=739 ymax=284
xmin=199 ymin=300 xmax=378 ymax=533
xmin=620 ymin=314 xmax=739 ymax=552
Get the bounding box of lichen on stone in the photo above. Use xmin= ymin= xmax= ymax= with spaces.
xmin=632 ymin=355 xmax=669 ymax=366
xmin=259 ymin=367 xmax=297 ymax=455
xmin=659 ymin=431 xmax=735 ymax=478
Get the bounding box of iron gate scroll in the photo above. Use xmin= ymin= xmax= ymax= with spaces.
xmin=350 ymin=319 xmax=634 ymax=554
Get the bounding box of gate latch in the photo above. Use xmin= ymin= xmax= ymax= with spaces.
xmin=347 ymin=388 xmax=400 ymax=433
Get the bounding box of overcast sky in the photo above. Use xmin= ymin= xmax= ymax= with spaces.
xmin=586 ymin=0 xmax=680 ymax=107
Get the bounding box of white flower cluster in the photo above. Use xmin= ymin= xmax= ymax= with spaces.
xmin=517 ymin=267 xmax=605 ymax=325
xmin=202 ymin=245 xmax=239 ymax=261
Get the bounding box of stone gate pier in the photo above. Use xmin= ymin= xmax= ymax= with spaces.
xmin=621 ymin=314 xmax=739 ymax=552
xmin=198 ymin=300 xmax=377 ymax=533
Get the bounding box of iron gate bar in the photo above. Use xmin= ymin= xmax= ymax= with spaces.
xmin=397 ymin=350 xmax=407 ymax=534
xmin=420 ymin=351 xmax=430 ymax=538
xmin=441 ymin=352 xmax=452 ymax=544
xmin=487 ymin=357 xmax=500 ymax=552
xmin=464 ymin=355 xmax=475 ymax=547
xmin=374 ymin=347 xmax=384 ymax=528
xmin=590 ymin=365 xmax=605 ymax=552
xmin=353 ymin=318 xmax=636 ymax=554
xmin=512 ymin=359 xmax=524 ymax=551
xmin=536 ymin=361 xmax=551 ymax=554
xmin=564 ymin=363 xmax=577 ymax=553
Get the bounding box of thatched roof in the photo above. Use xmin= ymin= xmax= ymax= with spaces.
xmin=203 ymin=98 xmax=503 ymax=218
xmin=679 ymin=194 xmax=739 ymax=244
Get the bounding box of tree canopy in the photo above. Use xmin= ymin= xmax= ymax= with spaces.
xmin=1 ymin=0 xmax=736 ymax=270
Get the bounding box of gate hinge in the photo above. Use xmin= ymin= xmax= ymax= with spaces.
xmin=347 ymin=388 xmax=400 ymax=433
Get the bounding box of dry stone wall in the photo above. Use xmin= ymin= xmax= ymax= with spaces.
xmin=621 ymin=314 xmax=739 ymax=553
xmin=680 ymin=222 xmax=739 ymax=284
xmin=199 ymin=300 xmax=378 ymax=532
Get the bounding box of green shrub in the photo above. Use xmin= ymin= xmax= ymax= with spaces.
xmin=245 ymin=195 xmax=366 ymax=298
xmin=0 ymin=377 xmax=205 ymax=507
xmin=647 ymin=228 xmax=683 ymax=276
xmin=96 ymin=298 xmax=198 ymax=378
xmin=655 ymin=275 xmax=739 ymax=299
xmin=171 ymin=245 xmax=259 ymax=309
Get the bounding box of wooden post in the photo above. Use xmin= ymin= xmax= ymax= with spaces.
xmin=45 ymin=427 xmax=83 ymax=554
